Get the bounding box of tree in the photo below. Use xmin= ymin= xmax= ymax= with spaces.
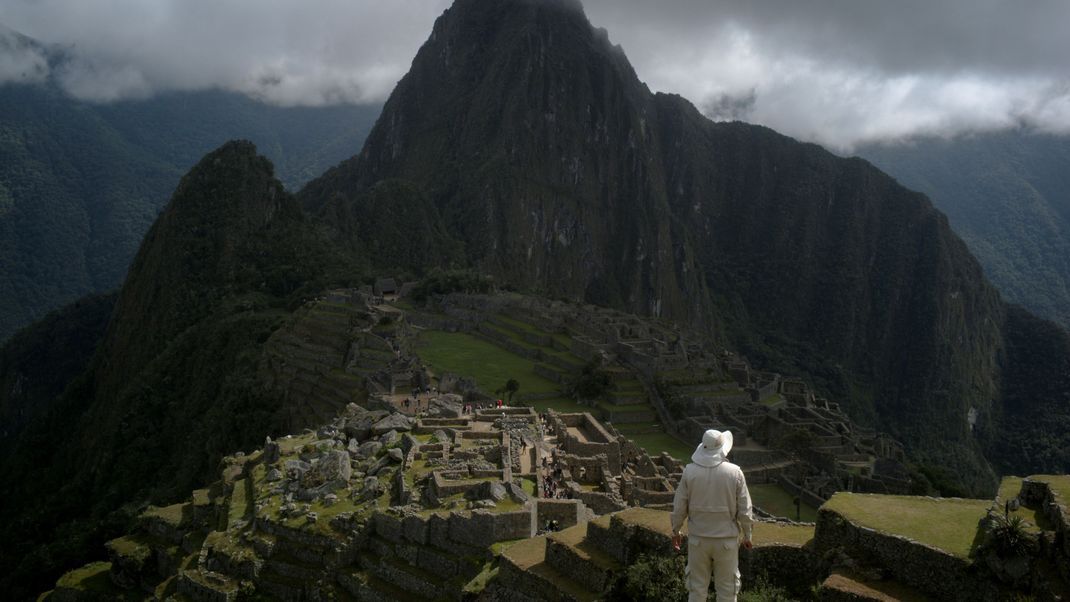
xmin=505 ymin=378 xmax=520 ymax=403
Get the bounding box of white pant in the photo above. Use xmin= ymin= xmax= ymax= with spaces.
xmin=686 ymin=535 xmax=740 ymax=602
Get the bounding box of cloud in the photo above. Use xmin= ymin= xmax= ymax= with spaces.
xmin=581 ymin=0 xmax=1070 ymax=149
xmin=0 ymin=0 xmax=450 ymax=105
xmin=1 ymin=0 xmax=1069 ymax=148
xmin=0 ymin=25 xmax=49 ymax=84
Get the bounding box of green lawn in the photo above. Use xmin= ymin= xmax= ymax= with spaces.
xmin=527 ymin=397 xmax=591 ymax=414
xmin=822 ymin=493 xmax=989 ymax=558
xmin=627 ymin=432 xmax=694 ymax=462
xmin=749 ymin=484 xmax=818 ymax=522
xmin=416 ymin=331 xmax=559 ymax=395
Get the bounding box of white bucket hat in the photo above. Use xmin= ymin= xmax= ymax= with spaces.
xmin=691 ymin=429 xmax=733 ymax=467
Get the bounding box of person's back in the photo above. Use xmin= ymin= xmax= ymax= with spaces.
xmin=675 ymin=461 xmax=749 ymax=539
xmin=671 ymin=429 xmax=753 ymax=602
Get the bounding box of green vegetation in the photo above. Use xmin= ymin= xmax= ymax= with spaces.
xmin=822 ymin=493 xmax=989 ymax=559
xmin=415 ymin=330 xmax=558 ymax=395
xmin=566 ymin=360 xmax=617 ymax=402
xmin=604 ymin=554 xmax=795 ymax=601
xmin=627 ymin=432 xmax=693 ymax=463
xmin=750 ymin=484 xmax=818 ymax=522
xmin=410 ymin=269 xmax=494 ymax=303
xmin=0 ymin=80 xmax=379 ymax=344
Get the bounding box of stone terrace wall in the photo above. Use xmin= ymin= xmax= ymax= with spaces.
xmin=535 ymin=499 xmax=587 ymax=530
xmin=813 ymin=507 xmax=995 ymax=601
xmin=374 ymin=506 xmax=535 ymax=551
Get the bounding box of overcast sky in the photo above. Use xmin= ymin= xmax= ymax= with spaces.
xmin=2 ymin=0 xmax=1069 ymax=150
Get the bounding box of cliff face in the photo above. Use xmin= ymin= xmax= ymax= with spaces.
xmin=300 ymin=0 xmax=1008 ymax=489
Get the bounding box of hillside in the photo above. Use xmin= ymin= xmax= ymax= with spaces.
xmin=0 ymin=142 xmax=360 ymax=598
xmin=300 ymin=0 xmax=1029 ymax=493
xmin=0 ymin=71 xmax=380 ymax=343
xmin=859 ymin=131 xmax=1070 ymax=330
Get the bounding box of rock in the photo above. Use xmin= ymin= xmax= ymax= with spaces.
xmin=265 ymin=468 xmax=283 ymax=482
xmin=317 ymin=450 xmax=352 ymax=483
xmin=317 ymin=425 xmax=339 ymax=440
xmin=344 ymin=410 xmax=389 ymax=440
xmin=433 ymin=429 xmax=452 ymax=444
xmin=387 ymin=448 xmax=404 ymax=463
xmin=400 ymin=433 xmax=420 ymax=455
xmin=372 ymin=413 xmax=414 ymax=435
xmin=263 ymin=437 xmax=280 ymax=464
xmin=306 ymin=512 xmax=318 ymax=524
xmin=323 ymin=493 xmax=338 ymax=507
xmin=357 ymin=440 xmax=383 ymax=459
xmin=473 ymin=499 xmax=496 ymax=509
xmin=507 ymin=481 xmax=529 ymax=502
xmin=362 ymin=476 xmax=382 ymax=500
xmin=347 ymin=438 xmax=361 ymax=455
xmin=313 ymin=438 xmax=338 ymax=452
xmin=284 ymin=459 xmax=311 ymax=480
xmin=488 ymin=481 xmax=508 ymax=502
xmin=366 ymin=457 xmax=389 ymax=476
xmin=379 ymin=430 xmax=400 ymax=447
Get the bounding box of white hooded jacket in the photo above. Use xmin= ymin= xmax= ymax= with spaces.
xmin=671 ymin=459 xmax=754 ymax=540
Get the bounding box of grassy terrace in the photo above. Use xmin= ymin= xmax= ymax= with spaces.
xmin=626 ymin=431 xmax=693 ymax=462
xmin=822 ymin=493 xmax=989 ymax=559
xmin=997 ymin=475 xmax=1070 ymax=533
xmin=749 ymin=484 xmax=818 ymax=522
xmin=416 ymin=331 xmax=559 ymax=396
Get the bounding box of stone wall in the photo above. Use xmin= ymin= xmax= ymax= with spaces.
xmin=813 ymin=507 xmax=995 ymax=601
xmin=535 ymin=499 xmax=587 ymax=530
xmin=777 ymin=475 xmax=827 ymax=510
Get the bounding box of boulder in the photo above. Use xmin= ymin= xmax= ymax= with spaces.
xmin=507 ymin=481 xmax=529 ymax=502
xmin=263 ymin=437 xmax=280 ymax=464
xmin=265 ymin=468 xmax=283 ymax=482
xmin=347 ymin=438 xmax=361 ymax=455
xmin=372 ymin=413 xmax=414 ymax=435
xmin=344 ymin=410 xmax=389 ymax=440
xmin=317 ymin=450 xmax=352 ymax=483
xmin=433 ymin=429 xmax=452 ymax=444
xmin=487 ymin=481 xmax=508 ymax=502
xmin=284 ymin=459 xmax=311 ymax=480
xmin=357 ymin=440 xmax=383 ymax=459
xmin=387 ymin=448 xmax=405 ymax=463
xmin=400 ymin=433 xmax=420 ymax=455
xmin=380 ymin=430 xmax=400 ymax=447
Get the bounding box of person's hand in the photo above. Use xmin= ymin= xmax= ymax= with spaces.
xmin=742 ymin=539 xmax=753 ymax=550
xmin=672 ymin=532 xmax=682 ymax=551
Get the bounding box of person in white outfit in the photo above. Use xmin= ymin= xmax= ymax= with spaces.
xmin=671 ymin=429 xmax=754 ymax=602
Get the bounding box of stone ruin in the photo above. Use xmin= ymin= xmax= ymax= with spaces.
xmin=51 ymin=397 xmax=700 ymax=601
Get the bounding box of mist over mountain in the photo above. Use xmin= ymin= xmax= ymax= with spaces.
xmin=859 ymin=131 xmax=1070 ymax=330
xmin=0 ymin=62 xmax=380 ymax=344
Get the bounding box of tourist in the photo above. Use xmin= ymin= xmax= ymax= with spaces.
xmin=671 ymin=429 xmax=753 ymax=602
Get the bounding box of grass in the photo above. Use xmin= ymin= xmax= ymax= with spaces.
xmin=142 ymin=502 xmax=186 ymax=527
xmin=749 ymin=484 xmax=818 ymax=522
xmin=55 ymin=562 xmax=140 ymax=599
xmin=752 ymin=521 xmax=815 ymax=546
xmin=526 ymin=396 xmax=590 ymax=414
xmin=416 ymin=331 xmax=558 ymax=395
xmin=758 ymin=393 xmax=784 ymax=407
xmin=822 ymin=492 xmax=990 ymax=558
xmin=626 ymin=432 xmax=692 ymax=462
